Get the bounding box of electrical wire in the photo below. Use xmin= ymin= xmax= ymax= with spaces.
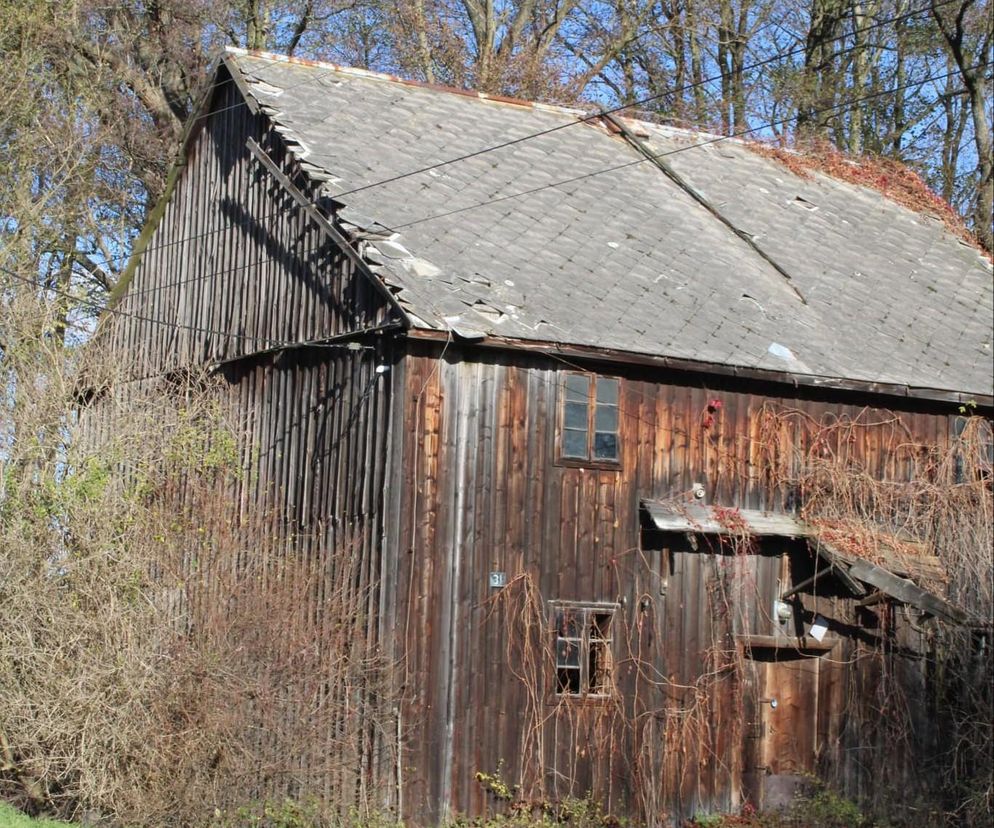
xmin=4 ymin=61 xmax=975 ymax=432
xmin=331 ymin=0 xmax=963 ymax=198
xmin=75 ymin=0 xmax=962 ymax=276
xmin=0 ymin=263 xmax=383 ymax=354
xmin=73 ymin=58 xmax=984 ymax=307
xmin=5 ymin=61 xmax=984 ymax=434
xmin=389 ymin=62 xmax=987 ymax=229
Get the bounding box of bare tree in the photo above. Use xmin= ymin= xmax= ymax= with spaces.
xmin=931 ymin=0 xmax=993 ymax=249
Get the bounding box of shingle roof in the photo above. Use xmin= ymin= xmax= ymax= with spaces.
xmin=224 ymin=49 xmax=994 ymax=399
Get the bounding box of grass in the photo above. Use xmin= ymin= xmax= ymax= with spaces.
xmin=0 ymin=803 xmax=78 ymax=828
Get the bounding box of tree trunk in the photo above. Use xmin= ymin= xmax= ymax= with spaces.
xmin=931 ymin=0 xmax=994 ymax=250
xmin=849 ymin=1 xmax=867 ymax=154
xmin=892 ymin=0 xmax=908 ymax=154
xmin=799 ymin=0 xmax=848 ymax=142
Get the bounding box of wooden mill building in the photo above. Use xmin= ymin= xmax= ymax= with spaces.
xmin=102 ymin=49 xmax=994 ymax=825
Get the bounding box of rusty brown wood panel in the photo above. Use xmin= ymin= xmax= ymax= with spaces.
xmin=391 ymin=346 xmax=964 ymax=826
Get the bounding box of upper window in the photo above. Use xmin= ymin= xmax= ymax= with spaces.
xmin=560 ymin=374 xmax=620 ymax=464
xmin=552 ymin=603 xmax=615 ymax=698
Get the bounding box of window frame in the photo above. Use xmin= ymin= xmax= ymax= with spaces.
xmin=556 ymin=372 xmax=621 ymax=469
xmin=549 ymin=601 xmax=618 ymax=702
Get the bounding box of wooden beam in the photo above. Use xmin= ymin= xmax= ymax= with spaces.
xmin=737 ymin=634 xmax=836 ymax=653
xmin=642 ymin=501 xmax=813 ymax=537
xmin=781 ymin=562 xmax=866 ymax=599
xmin=844 ymin=559 xmax=971 ymax=625
xmin=245 ymin=137 xmax=412 ymax=329
xmin=407 ymin=329 xmax=993 ymax=410
xmin=856 ymin=590 xmax=887 ymax=607
xmin=809 ymin=542 xmax=867 ymax=596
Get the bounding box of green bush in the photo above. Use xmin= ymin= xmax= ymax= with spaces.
xmin=0 ymin=802 xmax=78 ymax=828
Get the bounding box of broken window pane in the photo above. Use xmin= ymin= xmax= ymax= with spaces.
xmin=557 ymin=666 xmax=582 ymax=695
xmin=589 ymin=642 xmax=611 ymax=694
xmin=551 ymin=604 xmax=616 ymax=698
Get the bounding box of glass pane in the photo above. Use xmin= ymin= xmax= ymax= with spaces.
xmin=565 ymin=374 xmax=589 ymax=401
xmin=563 ymin=428 xmax=587 ymax=458
xmin=594 ymin=432 xmax=618 ymax=460
xmin=594 ymin=404 xmax=617 ymax=432
xmin=596 ymin=377 xmax=618 ymax=404
xmin=564 ymin=401 xmax=588 ymax=430
xmin=556 ymin=638 xmax=580 ymax=668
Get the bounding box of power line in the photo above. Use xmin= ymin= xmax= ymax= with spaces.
xmin=78 ymin=0 xmax=958 ymax=277
xmin=12 ymin=60 xmax=978 ymax=439
xmin=331 ymin=0 xmax=962 ymax=199
xmin=389 ymin=62 xmax=988 ymax=229
xmin=0 ymin=264 xmax=384 ymax=354
xmin=71 ymin=61 xmax=985 ymax=323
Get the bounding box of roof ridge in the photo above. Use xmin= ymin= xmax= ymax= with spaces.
xmin=225 ymin=47 xmax=737 ymax=149
xmin=225 ymin=46 xmax=590 ymax=118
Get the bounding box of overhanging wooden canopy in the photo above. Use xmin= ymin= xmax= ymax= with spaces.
xmin=640 ymin=500 xmax=978 ymax=626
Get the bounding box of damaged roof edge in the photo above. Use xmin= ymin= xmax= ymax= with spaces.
xmin=244 ymin=137 xmax=412 ymax=330
xmin=105 ymin=54 xmax=411 ymax=338
xmin=406 ymin=329 xmax=994 ymax=409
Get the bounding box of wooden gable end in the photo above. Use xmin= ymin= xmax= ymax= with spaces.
xmin=102 ymin=64 xmax=401 ymax=376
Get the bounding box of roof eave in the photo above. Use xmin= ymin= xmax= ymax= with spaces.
xmin=404 ymin=328 xmax=994 ymax=410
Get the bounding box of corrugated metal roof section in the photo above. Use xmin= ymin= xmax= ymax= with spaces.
xmin=224 ymin=49 xmax=994 ymax=398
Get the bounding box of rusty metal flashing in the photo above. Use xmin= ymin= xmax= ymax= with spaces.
xmin=405 ymin=329 xmax=994 ymax=409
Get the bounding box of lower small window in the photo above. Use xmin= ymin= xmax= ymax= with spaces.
xmin=552 ymin=603 xmax=616 ymax=698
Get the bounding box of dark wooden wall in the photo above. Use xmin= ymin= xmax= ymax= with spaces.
xmin=96 ymin=70 xmax=401 ymax=813
xmin=98 ymin=66 xmax=972 ymax=826
xmin=388 ymin=341 xmax=959 ymax=826
xmin=103 ymin=67 xmax=396 ymax=377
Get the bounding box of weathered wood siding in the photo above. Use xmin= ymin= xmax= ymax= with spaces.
xmin=390 ymin=341 xmax=961 ymax=825
xmin=96 ymin=64 xmax=978 ymax=826
xmin=83 ymin=343 xmax=396 ymax=809
xmin=104 ymin=66 xmax=397 ymax=376
xmin=94 ymin=69 xmax=401 ymax=813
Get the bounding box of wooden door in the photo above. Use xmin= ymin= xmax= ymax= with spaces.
xmin=741 ymin=649 xmax=820 ymax=810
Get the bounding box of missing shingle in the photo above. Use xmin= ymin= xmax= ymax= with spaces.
xmin=469 ymin=299 xmax=506 ymax=324
xmin=792 ymin=196 xmax=819 ymax=212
